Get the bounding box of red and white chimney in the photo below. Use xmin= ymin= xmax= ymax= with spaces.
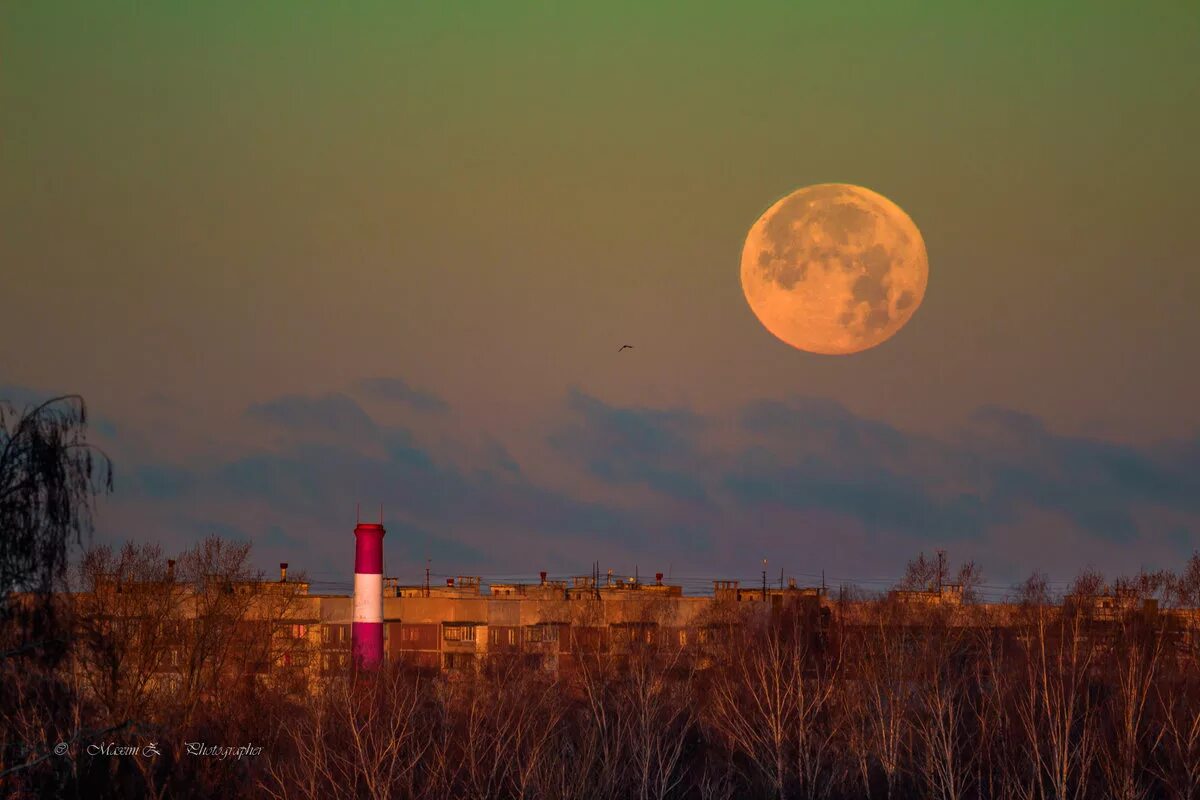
xmin=352 ymin=520 xmax=386 ymax=669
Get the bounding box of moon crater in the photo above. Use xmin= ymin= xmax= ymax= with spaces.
xmin=741 ymin=184 xmax=928 ymax=355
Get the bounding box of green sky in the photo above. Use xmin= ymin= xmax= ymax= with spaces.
xmin=3 ymin=3 xmax=1199 ymax=582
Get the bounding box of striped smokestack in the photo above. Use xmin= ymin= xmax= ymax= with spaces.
xmin=352 ymin=519 xmax=386 ymax=669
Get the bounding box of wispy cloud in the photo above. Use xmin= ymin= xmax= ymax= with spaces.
xmin=552 ymin=390 xmax=1200 ymax=553
xmin=89 ymin=387 xmax=1200 ymax=584
xmin=548 ymin=388 xmax=708 ymax=502
xmin=246 ymin=393 xmax=379 ymax=440
xmin=355 ymin=377 xmax=449 ymax=414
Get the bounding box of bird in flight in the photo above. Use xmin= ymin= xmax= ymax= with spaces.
xmin=618 ymin=344 xmax=634 ymax=352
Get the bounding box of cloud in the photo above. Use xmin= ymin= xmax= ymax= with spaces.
xmin=384 ymin=520 xmax=489 ymax=566
xmin=964 ymin=407 xmax=1200 ymax=542
xmin=738 ymin=397 xmax=914 ymax=462
xmin=0 ymin=383 xmax=57 ymax=410
xmin=213 ymin=435 xmax=647 ymax=546
xmin=133 ymin=464 xmax=193 ymax=499
xmin=263 ymin=525 xmax=308 ymax=551
xmin=356 ymin=377 xmax=449 ymax=413
xmin=1166 ymin=527 xmax=1197 ymax=556
xmin=552 ymin=390 xmax=1200 ymax=552
xmin=1 ymin=383 xmax=120 ymax=441
xmin=483 ymin=438 xmax=520 ymax=476
xmin=548 ymin=388 xmax=708 ymax=502
xmin=95 ymin=387 xmax=1200 ymax=585
xmin=246 ymin=393 xmax=378 ymax=440
xmin=184 ymin=519 xmax=251 ymax=544
xmin=194 ymin=396 xmax=675 ymax=570
xmin=722 ymin=397 xmax=986 ymax=539
xmin=721 ymin=452 xmax=986 ymax=540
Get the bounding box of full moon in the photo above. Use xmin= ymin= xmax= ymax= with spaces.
xmin=740 ymin=183 xmax=928 ymax=355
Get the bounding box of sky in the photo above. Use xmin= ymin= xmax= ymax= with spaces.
xmin=3 ymin=2 xmax=1199 ymax=596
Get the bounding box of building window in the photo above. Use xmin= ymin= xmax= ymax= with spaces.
xmin=444 ymin=625 xmax=476 ymax=642
xmin=508 ymin=629 xmax=516 ymax=646
xmin=445 ymin=653 xmax=474 ymax=670
xmin=291 ymin=624 xmax=307 ymax=639
xmin=322 ymin=626 xmax=330 ymax=644
xmin=525 ymin=625 xmax=558 ymax=644
xmin=679 ymin=631 xmax=688 ymax=647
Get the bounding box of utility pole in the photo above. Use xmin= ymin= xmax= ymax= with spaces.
xmin=762 ymin=558 xmax=768 ymax=601
xmin=425 ymin=558 xmax=431 ymax=598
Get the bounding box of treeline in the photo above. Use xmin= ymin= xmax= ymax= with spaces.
xmin=3 ymin=542 xmax=1200 ymax=799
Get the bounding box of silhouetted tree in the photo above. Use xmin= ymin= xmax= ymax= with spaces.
xmin=0 ymin=394 xmax=111 ymax=790
xmin=0 ymin=394 xmax=112 ymax=655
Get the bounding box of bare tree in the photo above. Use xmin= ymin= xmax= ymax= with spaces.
xmin=1096 ymin=576 xmax=1166 ymax=800
xmin=1010 ymin=572 xmax=1100 ymax=800
xmin=1152 ymin=553 xmax=1200 ymax=800
xmin=0 ymin=395 xmax=112 ymax=620
xmin=899 ymin=550 xmax=983 ymax=603
xmin=707 ymin=608 xmax=791 ymax=798
xmin=910 ymin=611 xmax=976 ymax=800
xmin=262 ymin=666 xmax=427 ymax=800
xmin=448 ymin=658 xmax=563 ymax=800
xmin=844 ymin=598 xmax=920 ymax=800
xmin=618 ymin=641 xmax=695 ymax=800
xmin=73 ymin=543 xmax=182 ymax=729
xmin=707 ymin=604 xmax=842 ymax=800
xmin=0 ymin=394 xmax=111 ymax=790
